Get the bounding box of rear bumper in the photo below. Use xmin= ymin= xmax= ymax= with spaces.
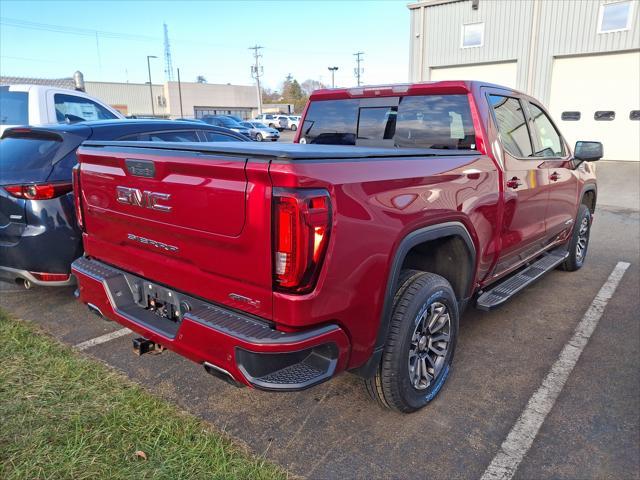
xmin=72 ymin=257 xmax=350 ymax=391
xmin=0 ymin=265 xmax=75 ymax=286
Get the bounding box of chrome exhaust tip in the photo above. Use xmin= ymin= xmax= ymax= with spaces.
xmin=203 ymin=361 xmax=243 ymax=388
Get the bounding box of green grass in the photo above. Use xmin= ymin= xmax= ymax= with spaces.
xmin=0 ymin=310 xmax=288 ymax=480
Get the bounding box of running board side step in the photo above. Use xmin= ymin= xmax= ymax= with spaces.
xmin=476 ymin=249 xmax=569 ymax=311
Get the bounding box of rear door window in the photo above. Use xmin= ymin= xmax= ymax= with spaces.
xmin=301 ymin=95 xmax=476 ymax=149
xmin=0 ymin=87 xmax=29 ymax=125
xmin=488 ymin=95 xmax=534 ymax=158
xmin=54 ymin=93 xmax=117 ymax=122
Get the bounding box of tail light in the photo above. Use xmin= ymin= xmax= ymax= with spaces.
xmin=72 ymin=164 xmax=85 ymax=231
xmin=273 ymin=188 xmax=332 ymax=293
xmin=30 ymin=272 xmax=70 ymax=282
xmin=3 ymin=182 xmax=72 ymax=200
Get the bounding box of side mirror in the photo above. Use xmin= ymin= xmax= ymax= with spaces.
xmin=574 ymin=141 xmax=603 ymax=162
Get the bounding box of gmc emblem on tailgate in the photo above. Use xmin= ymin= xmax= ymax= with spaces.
xmin=116 ymin=186 xmax=171 ymax=212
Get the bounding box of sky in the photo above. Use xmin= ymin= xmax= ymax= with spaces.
xmin=0 ymin=0 xmax=411 ymax=91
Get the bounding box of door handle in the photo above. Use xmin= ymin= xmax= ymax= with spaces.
xmin=550 ymin=171 xmax=560 ymax=182
xmin=506 ymin=177 xmax=522 ymax=189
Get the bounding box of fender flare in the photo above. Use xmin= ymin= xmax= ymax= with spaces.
xmin=580 ymin=183 xmax=597 ymax=210
xmin=351 ymin=221 xmax=476 ymax=378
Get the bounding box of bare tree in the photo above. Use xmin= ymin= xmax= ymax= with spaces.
xmin=301 ymin=79 xmax=327 ymax=96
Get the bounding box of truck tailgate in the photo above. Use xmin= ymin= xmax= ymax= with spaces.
xmin=76 ymin=144 xmax=273 ymax=319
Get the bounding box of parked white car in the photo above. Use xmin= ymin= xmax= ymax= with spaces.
xmin=287 ymin=115 xmax=301 ymax=131
xmin=253 ymin=113 xmax=280 ymax=129
xmin=0 ymin=84 xmax=124 ymax=135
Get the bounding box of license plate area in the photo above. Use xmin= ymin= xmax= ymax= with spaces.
xmin=136 ymin=281 xmax=181 ymax=322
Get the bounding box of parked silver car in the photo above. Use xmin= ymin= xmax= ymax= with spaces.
xmin=241 ymin=121 xmax=280 ymax=141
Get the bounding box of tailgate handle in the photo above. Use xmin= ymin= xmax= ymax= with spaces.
xmin=126 ymin=159 xmax=156 ymax=178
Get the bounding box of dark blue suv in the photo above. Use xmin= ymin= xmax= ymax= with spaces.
xmin=0 ymin=119 xmax=249 ymax=288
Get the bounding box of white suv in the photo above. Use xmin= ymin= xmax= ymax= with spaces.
xmin=0 ymin=85 xmax=123 ymax=135
xmin=287 ymin=115 xmax=300 ymax=131
xmin=253 ymin=113 xmax=280 ymax=129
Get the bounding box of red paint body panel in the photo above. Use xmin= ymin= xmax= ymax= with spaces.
xmin=73 ymin=268 xmax=350 ymax=386
xmin=78 ymin=148 xmax=274 ymax=319
xmin=74 ymin=81 xmax=596 ymax=385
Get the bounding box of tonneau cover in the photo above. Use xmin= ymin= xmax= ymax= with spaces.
xmin=80 ymin=140 xmax=480 ymax=160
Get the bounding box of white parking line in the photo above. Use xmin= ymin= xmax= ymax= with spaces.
xmin=74 ymin=327 xmax=132 ymax=351
xmin=481 ymin=261 xmax=631 ymax=480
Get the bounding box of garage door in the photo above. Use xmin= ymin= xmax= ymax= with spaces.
xmin=429 ymin=61 xmax=517 ymax=89
xmin=549 ymin=52 xmax=640 ymax=162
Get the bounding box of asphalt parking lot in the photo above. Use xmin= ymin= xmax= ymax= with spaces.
xmin=1 ymin=161 xmax=638 ymax=479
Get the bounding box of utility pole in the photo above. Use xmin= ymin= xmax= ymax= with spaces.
xmin=249 ymin=45 xmax=264 ymax=115
xmin=328 ymin=66 xmax=338 ymax=88
xmin=177 ymin=67 xmax=184 ymax=118
xmin=354 ymin=52 xmax=364 ymax=86
xmin=146 ymin=55 xmax=158 ymax=116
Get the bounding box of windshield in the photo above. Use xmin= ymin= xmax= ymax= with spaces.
xmin=0 ymin=87 xmax=29 ymax=125
xmin=301 ymin=94 xmax=476 ymax=149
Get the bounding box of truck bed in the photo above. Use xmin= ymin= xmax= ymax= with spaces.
xmin=80 ymin=140 xmax=480 ymax=160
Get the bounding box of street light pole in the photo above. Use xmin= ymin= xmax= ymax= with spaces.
xmin=146 ymin=55 xmax=158 ymax=117
xmin=328 ymin=66 xmax=338 ymax=88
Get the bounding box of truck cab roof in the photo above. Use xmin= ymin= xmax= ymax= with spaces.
xmin=309 ymin=80 xmax=523 ymax=101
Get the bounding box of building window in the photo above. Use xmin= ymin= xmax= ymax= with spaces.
xmin=594 ymin=111 xmax=616 ymax=121
xmin=461 ymin=22 xmax=484 ymax=48
xmin=598 ymin=1 xmax=634 ymax=33
xmin=630 ymin=110 xmax=640 ymax=120
xmin=561 ymin=111 xmax=581 ymax=121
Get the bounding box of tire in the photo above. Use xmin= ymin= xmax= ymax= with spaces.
xmin=256 ymin=133 xmax=263 ymax=142
xmin=268 ymin=123 xmax=275 ymax=129
xmin=560 ymin=204 xmax=592 ymax=271
xmin=291 ymin=124 xmax=297 ymax=131
xmin=364 ymin=271 xmax=459 ymax=413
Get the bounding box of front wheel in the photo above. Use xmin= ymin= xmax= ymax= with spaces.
xmin=291 ymin=124 xmax=297 ymax=131
xmin=560 ymin=204 xmax=592 ymax=271
xmin=365 ymin=271 xmax=459 ymax=413
xmin=255 ymin=133 xmax=263 ymax=142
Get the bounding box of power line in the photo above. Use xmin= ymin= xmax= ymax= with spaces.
xmin=0 ymin=17 xmax=344 ymax=56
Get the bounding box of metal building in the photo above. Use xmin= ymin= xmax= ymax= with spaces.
xmin=408 ymin=0 xmax=640 ymax=161
xmin=85 ymin=81 xmax=258 ymax=119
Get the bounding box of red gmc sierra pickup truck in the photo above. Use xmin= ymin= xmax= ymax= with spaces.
xmin=72 ymin=81 xmax=602 ymax=412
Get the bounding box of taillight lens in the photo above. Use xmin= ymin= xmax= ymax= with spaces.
xmin=3 ymin=182 xmax=72 ymax=200
xmin=72 ymin=164 xmax=85 ymax=230
xmin=30 ymin=272 xmax=70 ymax=282
xmin=273 ymin=188 xmax=331 ymax=293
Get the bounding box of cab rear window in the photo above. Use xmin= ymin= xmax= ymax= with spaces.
xmin=301 ymin=94 xmax=476 ymax=150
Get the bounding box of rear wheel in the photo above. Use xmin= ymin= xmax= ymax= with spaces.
xmin=256 ymin=133 xmax=263 ymax=142
xmin=365 ymin=271 xmax=458 ymax=412
xmin=291 ymin=124 xmax=297 ymax=131
xmin=560 ymin=204 xmax=591 ymax=271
